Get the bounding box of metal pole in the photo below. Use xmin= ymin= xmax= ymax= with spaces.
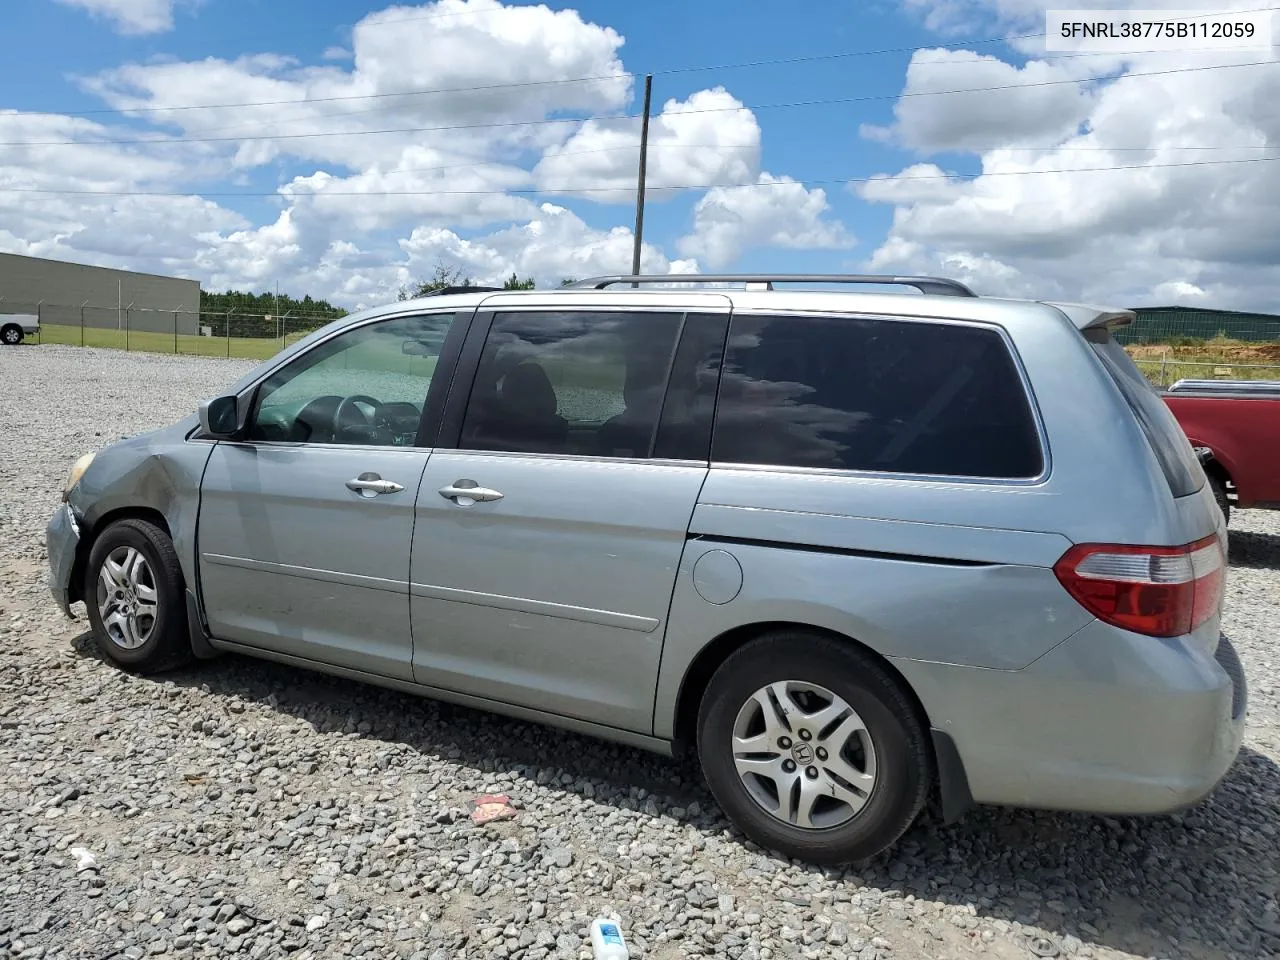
xmin=630 ymin=73 xmax=653 ymax=284
xmin=36 ymin=301 xmax=42 ymax=345
xmin=81 ymin=301 xmax=88 ymax=347
xmin=275 ymin=281 xmax=280 ymax=340
xmin=125 ymin=305 xmax=132 ymax=351
xmin=1160 ymin=350 xmax=1168 ymax=387
xmin=175 ymin=306 xmax=180 ymax=355
xmin=118 ymin=280 xmax=122 ymax=331
xmin=226 ymin=309 xmax=232 ymax=358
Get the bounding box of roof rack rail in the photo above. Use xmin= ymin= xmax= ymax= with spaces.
xmin=420 ymin=285 xmax=503 ymax=296
xmin=566 ymin=274 xmax=978 ymax=297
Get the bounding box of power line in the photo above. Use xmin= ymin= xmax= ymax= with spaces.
xmin=49 ymin=5 xmax=1280 ymax=120
xmin=6 ymin=59 xmax=1275 ymax=148
xmin=3 ymin=154 xmax=1275 ymax=198
xmin=64 ymin=72 xmax=635 ymax=117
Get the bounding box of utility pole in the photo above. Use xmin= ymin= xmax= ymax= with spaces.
xmin=274 ymin=281 xmax=280 ymax=340
xmin=630 ymin=74 xmax=653 ymax=285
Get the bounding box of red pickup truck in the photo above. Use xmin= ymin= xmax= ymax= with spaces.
xmin=1162 ymin=379 xmax=1280 ymax=523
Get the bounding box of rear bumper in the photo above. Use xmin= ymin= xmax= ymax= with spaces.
xmin=46 ymin=503 xmax=81 ymax=616
xmin=894 ymin=622 xmax=1246 ymax=816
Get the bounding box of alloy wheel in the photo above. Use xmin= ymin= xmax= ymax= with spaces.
xmin=731 ymin=680 xmax=877 ymax=830
xmin=96 ymin=545 xmax=159 ymax=650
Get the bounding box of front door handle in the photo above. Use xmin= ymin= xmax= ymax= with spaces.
xmin=439 ymin=479 xmax=504 ymax=506
xmin=346 ymin=472 xmax=404 ymax=498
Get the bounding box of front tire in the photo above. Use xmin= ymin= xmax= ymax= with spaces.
xmin=696 ymin=630 xmax=932 ymax=865
xmin=84 ymin=518 xmax=192 ymax=673
xmin=1 ymin=324 xmax=22 ymax=346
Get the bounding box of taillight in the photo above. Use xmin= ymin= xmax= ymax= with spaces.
xmin=1053 ymin=535 xmax=1225 ymax=638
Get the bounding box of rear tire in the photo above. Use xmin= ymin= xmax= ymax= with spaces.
xmin=1 ymin=324 xmax=22 ymax=346
xmin=1209 ymin=474 xmax=1230 ymax=525
xmin=84 ymin=519 xmax=193 ymax=673
xmin=696 ymin=630 xmax=932 ymax=865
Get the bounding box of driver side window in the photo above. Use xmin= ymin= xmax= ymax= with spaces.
xmin=248 ymin=313 xmax=453 ymax=446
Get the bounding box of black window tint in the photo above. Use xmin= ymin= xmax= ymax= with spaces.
xmin=653 ymin=313 xmax=729 ymax=461
xmin=460 ymin=310 xmax=682 ymax=457
xmin=712 ymin=313 xmax=1043 ymax=478
xmin=1089 ymin=334 xmax=1202 ymax=497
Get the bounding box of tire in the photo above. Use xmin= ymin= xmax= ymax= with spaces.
xmin=1 ymin=324 xmax=22 ymax=346
xmin=1209 ymin=474 xmax=1230 ymax=526
xmin=696 ymin=630 xmax=932 ymax=865
xmin=84 ymin=518 xmax=192 ymax=673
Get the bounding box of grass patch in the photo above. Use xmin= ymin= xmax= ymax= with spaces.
xmin=36 ymin=323 xmax=303 ymax=361
xmin=1125 ymin=337 xmax=1280 ymax=386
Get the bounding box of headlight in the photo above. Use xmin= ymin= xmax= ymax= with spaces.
xmin=62 ymin=453 xmax=96 ymax=502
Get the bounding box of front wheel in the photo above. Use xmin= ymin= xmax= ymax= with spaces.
xmin=696 ymin=631 xmax=932 ymax=865
xmin=1 ymin=324 xmax=23 ymax=346
xmin=84 ymin=518 xmax=192 ymax=673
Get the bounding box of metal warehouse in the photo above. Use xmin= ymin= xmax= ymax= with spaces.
xmin=1120 ymin=305 xmax=1280 ymax=344
xmin=0 ymin=252 xmax=202 ymax=336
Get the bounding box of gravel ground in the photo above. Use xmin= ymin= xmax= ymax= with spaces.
xmin=2 ymin=343 xmax=1278 ymax=960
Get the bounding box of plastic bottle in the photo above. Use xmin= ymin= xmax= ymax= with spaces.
xmin=589 ymin=917 xmax=630 ymax=959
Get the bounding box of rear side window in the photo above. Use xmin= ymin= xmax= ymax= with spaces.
xmin=459 ymin=310 xmax=683 ymax=458
xmin=1088 ymin=332 xmax=1203 ymax=497
xmin=712 ymin=313 xmax=1043 ymax=478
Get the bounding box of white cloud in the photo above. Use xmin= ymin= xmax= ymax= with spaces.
xmin=0 ymin=111 xmax=245 ymax=277
xmin=678 ymin=174 xmax=853 ymax=269
xmin=4 ymin=2 xmax=840 ymax=310
xmin=55 ymin=0 xmax=177 ymax=35
xmin=860 ymin=49 xmax=1097 ymax=153
xmin=399 ymin=202 xmax=698 ymax=290
xmin=858 ymin=2 xmax=1280 ymax=310
xmin=533 ymin=87 xmax=761 ymax=202
xmin=278 ymin=146 xmax=539 ymax=233
xmin=1152 ymin=280 xmax=1208 ymax=302
xmin=82 ymin=0 xmax=632 ymax=173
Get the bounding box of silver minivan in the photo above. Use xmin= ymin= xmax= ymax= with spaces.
xmin=46 ymin=274 xmax=1247 ymax=864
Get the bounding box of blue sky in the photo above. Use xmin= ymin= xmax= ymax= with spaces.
xmin=2 ymin=0 xmax=1277 ymax=310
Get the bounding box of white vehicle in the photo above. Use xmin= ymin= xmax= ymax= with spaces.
xmin=1 ymin=313 xmax=39 ymax=345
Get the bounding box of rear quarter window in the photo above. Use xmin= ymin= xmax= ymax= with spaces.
xmin=1087 ymin=331 xmax=1204 ymax=498
xmin=711 ymin=312 xmax=1044 ymax=479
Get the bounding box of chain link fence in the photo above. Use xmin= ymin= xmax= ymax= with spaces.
xmin=5 ymin=297 xmax=1279 ymax=388
xmin=0 ymin=298 xmax=346 ymax=361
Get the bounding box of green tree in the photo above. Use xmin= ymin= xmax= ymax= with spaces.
xmin=398 ymin=263 xmax=475 ymax=300
xmin=502 ymin=272 xmax=536 ymax=290
xmin=199 ymin=288 xmax=346 ymax=338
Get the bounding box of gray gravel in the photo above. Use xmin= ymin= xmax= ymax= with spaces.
xmin=2 ymin=343 xmax=1278 ymax=960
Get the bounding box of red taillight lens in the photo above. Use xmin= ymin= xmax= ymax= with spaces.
xmin=1053 ymin=535 xmax=1225 ymax=638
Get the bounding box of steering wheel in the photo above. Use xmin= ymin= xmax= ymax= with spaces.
xmin=334 ymin=394 xmax=383 ymax=443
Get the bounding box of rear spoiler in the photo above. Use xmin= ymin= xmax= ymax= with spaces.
xmin=1042 ymin=301 xmax=1136 ymax=331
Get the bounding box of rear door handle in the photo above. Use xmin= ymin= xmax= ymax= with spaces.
xmin=439 ymin=480 xmax=504 ymax=505
xmin=346 ymin=473 xmax=404 ymax=498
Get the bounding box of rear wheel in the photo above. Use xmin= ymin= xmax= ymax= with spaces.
xmin=696 ymin=630 xmax=932 ymax=865
xmin=1209 ymin=474 xmax=1230 ymax=525
xmin=84 ymin=518 xmax=192 ymax=673
xmin=1 ymin=324 xmax=22 ymax=346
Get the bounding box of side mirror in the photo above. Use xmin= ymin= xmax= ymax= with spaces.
xmin=199 ymin=395 xmax=240 ymax=438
